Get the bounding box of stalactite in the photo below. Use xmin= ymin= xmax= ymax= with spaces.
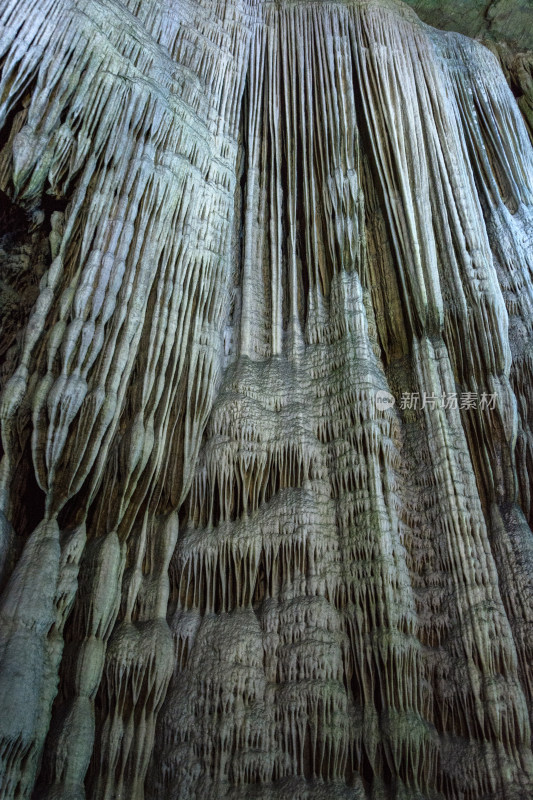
xmin=0 ymin=0 xmax=532 ymax=799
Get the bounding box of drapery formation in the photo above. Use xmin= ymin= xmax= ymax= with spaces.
xmin=0 ymin=0 xmax=532 ymax=798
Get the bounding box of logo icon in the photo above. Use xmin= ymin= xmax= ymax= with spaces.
xmin=375 ymin=390 xmax=395 ymax=411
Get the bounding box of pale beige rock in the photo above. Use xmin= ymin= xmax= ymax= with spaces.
xmin=0 ymin=0 xmax=532 ymax=799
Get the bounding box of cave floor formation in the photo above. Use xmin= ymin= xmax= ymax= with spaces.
xmin=0 ymin=0 xmax=533 ymax=798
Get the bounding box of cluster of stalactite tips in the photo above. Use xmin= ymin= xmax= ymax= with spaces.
xmin=0 ymin=0 xmax=532 ymax=798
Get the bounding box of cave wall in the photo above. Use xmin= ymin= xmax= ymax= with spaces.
xmin=0 ymin=0 xmax=532 ymax=799
xmin=402 ymin=0 xmax=533 ymax=138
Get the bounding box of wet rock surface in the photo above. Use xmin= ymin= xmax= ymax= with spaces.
xmin=0 ymin=1 xmax=532 ymax=798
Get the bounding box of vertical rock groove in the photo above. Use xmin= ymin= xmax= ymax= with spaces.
xmin=0 ymin=0 xmax=531 ymax=798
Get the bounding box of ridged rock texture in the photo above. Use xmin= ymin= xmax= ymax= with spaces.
xmin=0 ymin=0 xmax=532 ymax=798
xmin=402 ymin=0 xmax=533 ymax=137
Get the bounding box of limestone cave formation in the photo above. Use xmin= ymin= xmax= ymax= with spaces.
xmin=0 ymin=0 xmax=533 ymax=798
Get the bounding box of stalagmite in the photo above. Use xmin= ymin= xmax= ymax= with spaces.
xmin=0 ymin=0 xmax=532 ymax=798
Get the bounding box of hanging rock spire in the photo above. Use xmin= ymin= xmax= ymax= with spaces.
xmin=0 ymin=1 xmax=532 ymax=799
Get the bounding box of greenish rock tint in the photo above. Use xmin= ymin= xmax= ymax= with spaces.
xmin=0 ymin=1 xmax=532 ymax=799
xmin=403 ymin=0 xmax=533 ymax=140
xmin=404 ymin=0 xmax=533 ymax=49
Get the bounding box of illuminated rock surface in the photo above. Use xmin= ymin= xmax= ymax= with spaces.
xmin=0 ymin=0 xmax=532 ymax=798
